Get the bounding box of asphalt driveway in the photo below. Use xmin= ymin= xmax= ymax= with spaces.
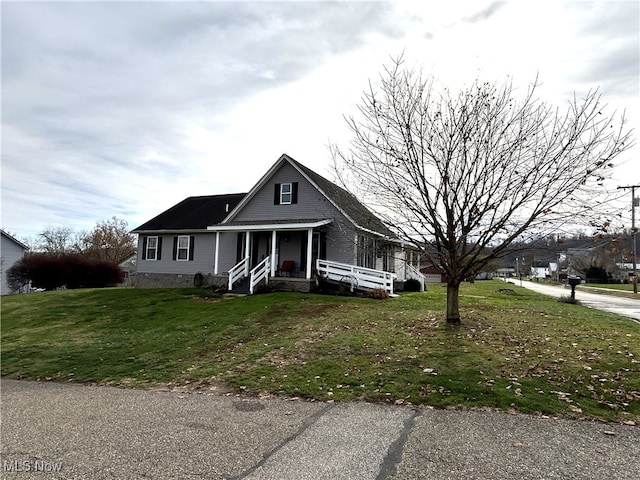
xmin=1 ymin=379 xmax=638 ymax=479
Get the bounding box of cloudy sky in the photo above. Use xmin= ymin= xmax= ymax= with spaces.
xmin=2 ymin=0 xmax=638 ymax=241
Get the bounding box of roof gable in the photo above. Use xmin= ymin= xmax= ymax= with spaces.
xmin=133 ymin=193 xmax=246 ymax=232
xmin=0 ymin=229 xmax=30 ymax=251
xmin=224 ymin=154 xmax=395 ymax=238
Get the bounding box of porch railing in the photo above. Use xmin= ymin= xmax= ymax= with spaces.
xmin=316 ymin=259 xmax=397 ymax=296
xmin=405 ymin=263 xmax=426 ymax=292
xmin=249 ymin=257 xmax=270 ymax=294
xmin=228 ymin=256 xmax=250 ymax=291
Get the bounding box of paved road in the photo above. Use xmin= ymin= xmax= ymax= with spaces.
xmin=505 ymin=279 xmax=640 ymax=322
xmin=2 ymin=379 xmax=639 ymax=479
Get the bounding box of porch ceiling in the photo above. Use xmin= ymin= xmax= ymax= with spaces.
xmin=207 ymin=218 xmax=333 ymax=232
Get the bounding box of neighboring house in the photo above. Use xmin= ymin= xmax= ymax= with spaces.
xmin=530 ymin=262 xmax=550 ymax=280
xmin=133 ymin=154 xmax=424 ymax=293
xmin=118 ymin=253 xmax=137 ymax=287
xmin=1 ymin=230 xmax=30 ymax=294
xmin=420 ymin=266 xmax=446 ymax=283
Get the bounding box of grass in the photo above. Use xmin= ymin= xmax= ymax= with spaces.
xmin=2 ymin=281 xmax=639 ymax=423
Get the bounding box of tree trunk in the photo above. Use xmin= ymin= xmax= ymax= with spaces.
xmin=446 ymin=281 xmax=461 ymax=325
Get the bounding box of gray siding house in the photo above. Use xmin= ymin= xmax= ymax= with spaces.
xmin=1 ymin=230 xmax=30 ymax=294
xmin=133 ymin=154 xmax=422 ymax=292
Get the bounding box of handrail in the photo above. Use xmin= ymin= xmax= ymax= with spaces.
xmin=316 ymin=259 xmax=397 ymax=295
xmin=405 ymin=263 xmax=426 ymax=292
xmin=228 ymin=256 xmax=250 ymax=291
xmin=249 ymin=257 xmax=270 ymax=294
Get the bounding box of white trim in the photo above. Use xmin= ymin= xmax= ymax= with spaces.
xmin=146 ymin=236 xmax=159 ymax=261
xmin=207 ymin=219 xmax=332 ymax=232
xmin=280 ymin=182 xmax=293 ymax=204
xmin=271 ymin=230 xmax=277 ymax=277
xmin=214 ymin=231 xmax=220 ymax=274
xmin=306 ymin=228 xmax=313 ymax=279
xmin=176 ymin=235 xmax=190 ymax=261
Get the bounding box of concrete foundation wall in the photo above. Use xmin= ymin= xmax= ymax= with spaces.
xmin=135 ymin=273 xmax=228 ymax=289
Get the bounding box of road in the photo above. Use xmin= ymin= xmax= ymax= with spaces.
xmin=1 ymin=379 xmax=639 ymax=479
xmin=505 ymin=279 xmax=640 ymax=322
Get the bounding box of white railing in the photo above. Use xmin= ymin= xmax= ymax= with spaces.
xmin=405 ymin=263 xmax=426 ymax=292
xmin=316 ymin=259 xmax=397 ymax=295
xmin=249 ymin=257 xmax=270 ymax=294
xmin=228 ymin=256 xmax=250 ymax=291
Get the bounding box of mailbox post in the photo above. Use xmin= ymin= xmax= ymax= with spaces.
xmin=567 ymin=275 xmax=581 ymax=301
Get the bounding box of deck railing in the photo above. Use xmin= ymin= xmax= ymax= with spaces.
xmin=228 ymin=256 xmax=250 ymax=291
xmin=316 ymin=259 xmax=397 ymax=295
xmin=405 ymin=263 xmax=426 ymax=292
xmin=249 ymin=257 xmax=271 ymax=294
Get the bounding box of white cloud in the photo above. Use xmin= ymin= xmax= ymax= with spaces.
xmin=1 ymin=1 xmax=638 ymax=240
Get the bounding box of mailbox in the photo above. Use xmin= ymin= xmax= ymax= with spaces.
xmin=567 ymin=276 xmax=581 ymax=287
xmin=567 ymin=275 xmax=581 ymax=300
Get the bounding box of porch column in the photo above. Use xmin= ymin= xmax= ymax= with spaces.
xmin=244 ymin=231 xmax=251 ymax=275
xmin=214 ymin=231 xmax=220 ymax=274
xmin=306 ymin=228 xmax=313 ymax=279
xmin=271 ymin=230 xmax=277 ymax=276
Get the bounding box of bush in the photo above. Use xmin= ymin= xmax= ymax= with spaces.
xmin=403 ymin=278 xmax=422 ymax=292
xmin=6 ymin=260 xmax=30 ymax=292
xmin=365 ymin=288 xmax=390 ymax=300
xmin=558 ymin=295 xmax=581 ymax=305
xmin=10 ymin=254 xmax=124 ymax=290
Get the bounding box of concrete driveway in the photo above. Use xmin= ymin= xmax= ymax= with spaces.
xmin=506 ymin=279 xmax=640 ymax=322
xmin=1 ymin=379 xmax=638 ymax=479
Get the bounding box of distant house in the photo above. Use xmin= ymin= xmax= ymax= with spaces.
xmin=1 ymin=230 xmax=29 ymax=294
xmin=118 ymin=253 xmax=137 ymax=287
xmin=133 ymin=154 xmax=424 ymax=294
xmin=530 ymin=262 xmax=550 ymax=280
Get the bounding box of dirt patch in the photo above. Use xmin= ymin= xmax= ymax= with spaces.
xmin=497 ymin=288 xmax=520 ymax=295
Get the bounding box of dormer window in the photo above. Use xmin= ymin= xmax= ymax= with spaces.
xmin=274 ymin=182 xmax=298 ymax=205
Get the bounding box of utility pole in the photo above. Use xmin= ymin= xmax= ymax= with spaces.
xmin=618 ymin=185 xmax=639 ymax=294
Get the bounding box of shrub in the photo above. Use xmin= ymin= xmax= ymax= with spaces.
xmin=6 ymin=259 xmax=30 ymax=292
xmin=403 ymin=278 xmax=422 ymax=292
xmin=365 ymin=288 xmax=390 ymax=300
xmin=11 ymin=254 xmax=123 ymax=290
xmin=558 ymin=295 xmax=581 ymax=305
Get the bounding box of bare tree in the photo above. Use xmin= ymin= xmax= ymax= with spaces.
xmin=37 ymin=226 xmax=76 ymax=254
xmin=78 ymin=216 xmax=136 ymax=263
xmin=332 ymin=58 xmax=633 ymax=324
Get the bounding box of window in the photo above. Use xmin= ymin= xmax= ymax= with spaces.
xmin=281 ymin=183 xmax=292 ymax=204
xmin=173 ymin=235 xmax=194 ymax=261
xmin=274 ymin=182 xmax=298 ymax=205
xmin=177 ymin=235 xmax=190 ymax=261
xmin=145 ymin=236 xmax=159 ymax=260
xmin=357 ymin=234 xmax=377 ymax=269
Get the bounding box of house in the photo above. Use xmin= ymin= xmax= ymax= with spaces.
xmin=530 ymin=262 xmax=550 ymax=280
xmin=133 ymin=154 xmax=424 ymax=294
xmin=1 ymin=230 xmax=30 ymax=294
xmin=118 ymin=253 xmax=137 ymax=287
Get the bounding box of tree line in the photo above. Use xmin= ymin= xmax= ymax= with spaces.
xmin=6 ymin=217 xmax=136 ymax=292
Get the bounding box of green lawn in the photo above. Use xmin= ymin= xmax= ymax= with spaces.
xmin=2 ymin=281 xmax=639 ymax=422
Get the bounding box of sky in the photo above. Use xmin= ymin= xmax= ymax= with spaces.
xmin=2 ymin=0 xmax=639 ymax=242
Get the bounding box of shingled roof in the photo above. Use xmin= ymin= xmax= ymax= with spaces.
xmin=287 ymin=157 xmax=397 ymax=238
xmin=133 ymin=193 xmax=246 ymax=231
